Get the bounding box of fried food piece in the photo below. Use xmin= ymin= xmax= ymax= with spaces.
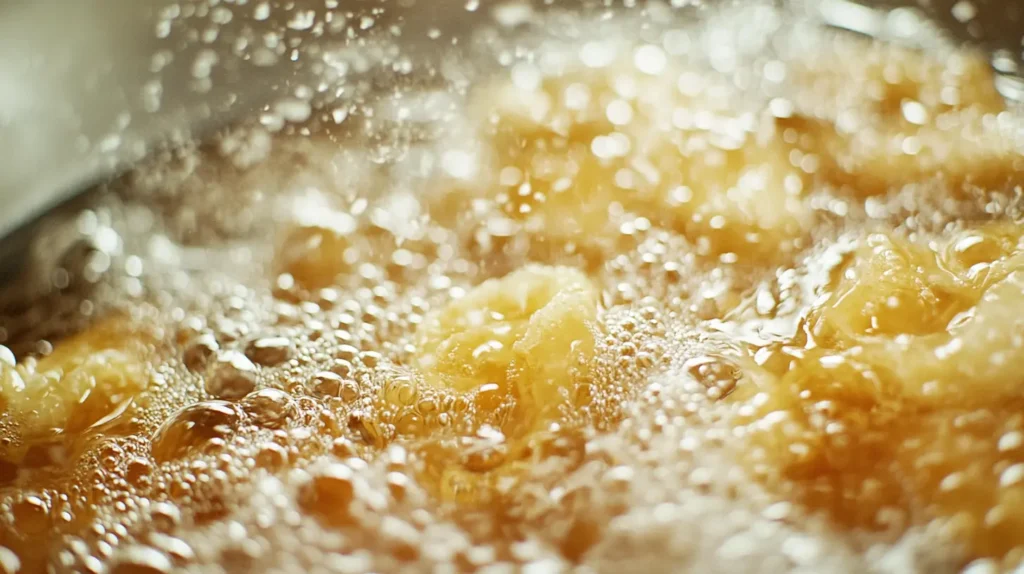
xmin=784 ymin=40 xmax=1022 ymax=196
xmin=453 ymin=56 xmax=815 ymax=261
xmin=781 ymin=111 xmax=1024 ymax=198
xmin=787 ymin=39 xmax=1005 ymax=118
xmin=804 ymin=224 xmax=1024 ymax=404
xmin=738 ymin=354 xmax=1024 ymax=559
xmin=0 ymin=318 xmax=156 ymax=437
xmin=274 ymin=224 xmax=354 ymax=291
xmin=734 ymin=224 xmax=1024 ymax=561
xmin=415 ymin=265 xmax=598 ymax=430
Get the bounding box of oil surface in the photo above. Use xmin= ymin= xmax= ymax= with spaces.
xmin=1 ymin=5 xmax=1024 ymax=573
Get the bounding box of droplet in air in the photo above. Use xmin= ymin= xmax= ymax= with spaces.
xmin=287 ymin=9 xmax=316 ymax=30
xmin=951 ymin=0 xmax=977 ymax=23
xmin=633 ymin=44 xmax=667 ymax=75
xmin=253 ymin=2 xmax=270 ymax=21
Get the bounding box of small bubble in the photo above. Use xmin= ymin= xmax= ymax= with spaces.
xmin=109 ymin=545 xmax=172 ymax=574
xmin=253 ymin=2 xmax=270 ymax=20
xmin=255 ymin=443 xmax=289 ymax=469
xmin=580 ymin=41 xmax=616 ymax=68
xmin=0 ymin=346 xmax=15 ymax=367
xmin=336 ymin=344 xmax=359 ymax=362
xmin=493 ymin=2 xmax=533 ymax=27
xmin=147 ymin=534 xmax=194 ymax=563
xmin=182 ymin=335 xmax=219 ymax=373
xmin=274 ymin=99 xmax=312 ymax=124
xmin=311 ymin=371 xmax=346 ymax=398
xmin=245 ymin=337 xmax=293 ymax=366
xmin=332 ymin=437 xmax=357 ymax=458
xmin=901 ymin=100 xmax=928 ymax=125
xmin=300 ymin=464 xmax=356 ymax=526
xmin=206 ymin=351 xmax=258 ymax=400
xmin=191 ymin=50 xmax=219 ymax=79
xmin=287 ymin=9 xmax=316 ymax=30
xmin=0 ymin=547 xmax=19 ymax=573
xmin=606 ymin=100 xmax=634 ymax=126
xmin=151 ymin=401 xmax=241 ymax=463
xmin=359 ymin=351 xmax=382 ymax=368
xmin=951 ymin=0 xmax=976 ymax=22
xmin=241 ymin=388 xmax=295 ymax=429
xmin=442 ymin=150 xmax=477 ymax=180
xmin=147 ymin=502 xmax=181 ymax=532
xmin=633 ymin=44 xmax=667 ymax=75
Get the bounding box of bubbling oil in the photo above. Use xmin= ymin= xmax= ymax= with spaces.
xmin=1 ymin=7 xmax=1024 ymax=574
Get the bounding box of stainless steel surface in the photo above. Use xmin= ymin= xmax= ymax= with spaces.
xmin=0 ymin=0 xmax=278 ymax=239
xmin=0 ymin=0 xmax=481 ymax=240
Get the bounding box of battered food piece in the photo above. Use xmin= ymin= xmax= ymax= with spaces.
xmin=732 ymin=225 xmax=1024 ymax=558
xmin=2 ymin=11 xmax=1024 ymax=574
xmin=413 ymin=265 xmax=598 ymax=428
xmin=0 ymin=317 xmax=158 ymax=439
xmin=450 ymin=57 xmax=817 ymax=263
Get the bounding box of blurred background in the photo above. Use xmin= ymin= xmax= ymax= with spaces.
xmin=0 ymin=0 xmax=485 ymax=238
xmin=0 ymin=0 xmax=1021 ymax=240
